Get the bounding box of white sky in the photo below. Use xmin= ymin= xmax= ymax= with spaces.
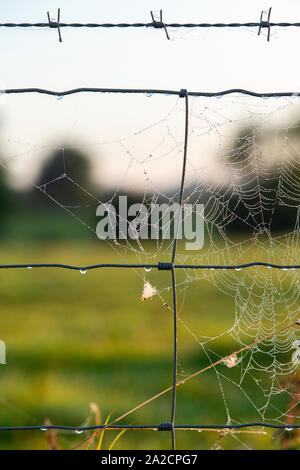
xmin=1 ymin=0 xmax=300 ymax=191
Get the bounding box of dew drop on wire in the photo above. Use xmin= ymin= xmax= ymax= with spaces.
xmin=285 ymin=427 xmax=293 ymax=431
xmin=40 ymin=427 xmax=47 ymax=431
xmin=144 ymin=267 xmax=152 ymax=272
xmin=80 ymin=270 xmax=87 ymax=275
xmin=145 ymin=93 xmax=153 ymax=98
xmin=56 ymin=95 xmax=63 ymax=101
xmin=75 ymin=429 xmax=84 ymax=434
xmin=27 ymin=266 xmax=32 ymax=269
xmin=235 ymin=268 xmax=242 ymax=271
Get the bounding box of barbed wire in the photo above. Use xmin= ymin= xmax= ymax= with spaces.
xmin=0 ymin=7 xmax=299 ymax=42
xmin=2 ymin=22 xmax=300 ymax=29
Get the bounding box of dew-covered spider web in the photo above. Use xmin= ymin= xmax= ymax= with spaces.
xmin=1 ymin=91 xmax=300 ymax=449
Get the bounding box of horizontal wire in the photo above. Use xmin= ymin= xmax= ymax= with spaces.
xmin=1 ymin=22 xmax=300 ymax=29
xmin=0 ymin=262 xmax=300 ymax=270
xmin=0 ymin=423 xmax=298 ymax=431
xmin=3 ymin=87 xmax=300 ymax=97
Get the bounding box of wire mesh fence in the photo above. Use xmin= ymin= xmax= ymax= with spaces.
xmin=1 ymin=86 xmax=300 ymax=450
xmin=1 ymin=4 xmax=300 ymax=451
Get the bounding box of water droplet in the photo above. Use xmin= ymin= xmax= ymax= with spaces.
xmin=235 ymin=268 xmax=242 ymax=271
xmin=40 ymin=427 xmax=47 ymax=431
xmin=74 ymin=429 xmax=84 ymax=434
xmin=210 ymin=268 xmax=215 ymax=271
xmin=80 ymin=270 xmax=87 ymax=275
xmin=56 ymin=95 xmax=63 ymax=101
xmin=145 ymin=93 xmax=153 ymax=98
xmin=27 ymin=266 xmax=32 ymax=270
xmin=282 ymin=268 xmax=288 ymax=271
xmin=144 ymin=267 xmax=152 ymax=272
xmin=267 ymin=266 xmax=272 ymax=269
xmin=285 ymin=427 xmax=293 ymax=432
xmin=197 ymin=430 xmax=202 ymax=433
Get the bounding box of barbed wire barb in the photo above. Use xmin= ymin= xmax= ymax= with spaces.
xmin=258 ymin=7 xmax=272 ymax=41
xmin=150 ymin=10 xmax=170 ymax=40
xmin=47 ymin=7 xmax=62 ymax=42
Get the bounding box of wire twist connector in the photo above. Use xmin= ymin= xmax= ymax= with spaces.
xmin=158 ymin=262 xmax=173 ymax=271
xmin=158 ymin=422 xmax=174 ymax=431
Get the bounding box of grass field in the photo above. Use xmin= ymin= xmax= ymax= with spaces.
xmin=0 ymin=241 xmax=297 ymax=450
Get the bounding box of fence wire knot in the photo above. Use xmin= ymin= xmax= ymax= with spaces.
xmin=158 ymin=422 xmax=174 ymax=431
xmin=158 ymin=262 xmax=173 ymax=271
xmin=179 ymin=88 xmax=188 ymax=98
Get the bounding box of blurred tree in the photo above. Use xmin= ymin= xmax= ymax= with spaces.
xmin=0 ymin=166 xmax=16 ymax=236
xmin=0 ymin=118 xmax=17 ymax=237
xmin=29 ymin=147 xmax=95 ymax=208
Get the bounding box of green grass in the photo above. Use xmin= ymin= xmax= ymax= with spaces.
xmin=0 ymin=241 xmax=297 ymax=450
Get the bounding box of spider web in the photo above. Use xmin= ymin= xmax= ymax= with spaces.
xmin=2 ymin=91 xmax=300 ymax=449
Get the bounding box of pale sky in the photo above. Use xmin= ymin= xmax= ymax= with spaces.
xmin=1 ymin=0 xmax=300 ymax=192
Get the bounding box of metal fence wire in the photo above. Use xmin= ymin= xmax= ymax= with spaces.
xmin=1 ymin=86 xmax=300 ymax=450
xmin=1 ymin=4 xmax=300 ymax=452
xmin=0 ymin=7 xmax=300 ymax=42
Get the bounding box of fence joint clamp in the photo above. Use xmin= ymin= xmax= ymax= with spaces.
xmin=179 ymin=89 xmax=188 ymax=98
xmin=158 ymin=262 xmax=174 ymax=271
xmin=158 ymin=422 xmax=174 ymax=431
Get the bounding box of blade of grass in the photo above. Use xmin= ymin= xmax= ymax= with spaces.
xmin=108 ymin=429 xmax=127 ymax=450
xmin=97 ymin=410 xmax=114 ymax=450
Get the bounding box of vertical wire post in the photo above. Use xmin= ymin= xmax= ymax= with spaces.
xmin=170 ymin=89 xmax=189 ymax=449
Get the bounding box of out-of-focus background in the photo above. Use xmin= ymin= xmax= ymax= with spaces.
xmin=0 ymin=1 xmax=300 ymax=450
